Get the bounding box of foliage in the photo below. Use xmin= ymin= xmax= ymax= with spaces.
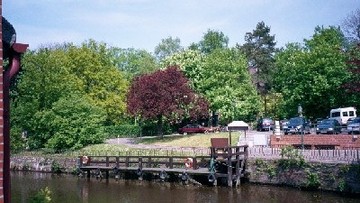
xmin=163 ymin=48 xmax=260 ymax=123
xmin=67 ymin=40 xmax=129 ymax=124
xmin=11 ymin=40 xmax=130 ymax=151
xmin=30 ymin=187 xmax=52 ymax=203
xmin=305 ymin=169 xmax=321 ymax=190
xmin=127 ymin=66 xmax=209 ymax=136
xmin=154 ymin=36 xmax=183 ymax=61
xmin=10 ymin=126 xmax=26 ymax=153
xmin=338 ymin=178 xmax=347 ymax=192
xmin=273 ymin=27 xmax=349 ymax=119
xmin=162 ymin=49 xmax=205 ymax=91
xmin=201 ymin=48 xmax=261 ymax=123
xmin=342 ymin=44 xmax=360 ymax=109
xmin=29 ymin=95 xmax=107 ymax=152
xmin=51 ymin=161 xmax=63 ymax=173
xmin=254 ymin=159 xmax=276 ymax=178
xmin=239 ymin=21 xmax=276 ymax=99
xmin=193 ymin=29 xmax=229 ymax=54
xmin=110 ymin=47 xmax=158 ymax=80
xmin=278 ymin=146 xmax=305 ymax=169
xmin=105 ymin=124 xmax=141 ymax=138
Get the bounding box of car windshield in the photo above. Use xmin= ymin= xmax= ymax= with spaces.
xmin=288 ymin=117 xmax=303 ymax=125
xmin=263 ymin=118 xmax=272 ymax=123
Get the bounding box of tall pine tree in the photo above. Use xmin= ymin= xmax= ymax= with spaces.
xmin=239 ymin=21 xmax=276 ymax=115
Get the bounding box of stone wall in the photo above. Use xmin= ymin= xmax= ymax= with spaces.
xmin=247 ymin=157 xmax=360 ymax=194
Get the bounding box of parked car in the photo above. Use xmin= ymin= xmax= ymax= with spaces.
xmin=316 ymin=118 xmax=342 ymax=134
xmin=280 ymin=119 xmax=289 ymax=130
xmin=256 ymin=118 xmax=274 ymax=131
xmin=284 ymin=117 xmax=311 ymax=135
xmin=330 ymin=107 xmax=357 ymax=126
xmin=347 ymin=117 xmax=355 ymax=126
xmin=178 ymin=124 xmax=214 ymax=135
xmin=347 ymin=117 xmax=360 ymax=134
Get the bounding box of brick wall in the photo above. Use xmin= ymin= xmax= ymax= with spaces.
xmin=270 ymin=134 xmax=360 ymax=149
xmin=0 ymin=0 xmax=4 ymax=202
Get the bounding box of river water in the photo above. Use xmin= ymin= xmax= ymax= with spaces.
xmin=11 ymin=172 xmax=359 ymax=203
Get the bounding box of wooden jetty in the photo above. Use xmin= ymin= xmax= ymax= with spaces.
xmin=78 ymin=139 xmax=248 ymax=187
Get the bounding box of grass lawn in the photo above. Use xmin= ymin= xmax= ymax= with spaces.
xmin=13 ymin=132 xmax=242 ymax=157
xmin=136 ymin=132 xmax=240 ymax=148
xmin=75 ymin=132 xmax=241 ymax=157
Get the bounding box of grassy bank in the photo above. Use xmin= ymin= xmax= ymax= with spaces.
xmin=14 ymin=132 xmax=241 ymax=157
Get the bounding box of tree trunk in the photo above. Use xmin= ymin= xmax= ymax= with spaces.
xmin=157 ymin=115 xmax=163 ymax=138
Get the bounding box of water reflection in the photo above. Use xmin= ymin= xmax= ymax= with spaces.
xmin=11 ymin=172 xmax=359 ymax=203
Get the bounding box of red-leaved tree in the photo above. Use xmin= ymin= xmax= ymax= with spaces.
xmin=127 ymin=66 xmax=209 ymax=136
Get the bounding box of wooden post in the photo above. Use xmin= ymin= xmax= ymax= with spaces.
xmin=235 ymin=146 xmax=241 ymax=186
xmin=126 ymin=157 xmax=129 ymax=167
xmin=116 ymin=157 xmax=119 ymax=168
xmin=106 ymin=157 xmax=109 ymax=167
xmin=227 ymin=147 xmax=233 ymax=187
xmin=139 ymin=157 xmax=143 ymax=170
xmin=169 ymin=157 xmax=173 ymax=169
xmin=192 ymin=157 xmax=197 ymax=170
xmin=147 ymin=157 xmax=152 ymax=167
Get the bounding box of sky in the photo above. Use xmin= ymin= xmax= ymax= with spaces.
xmin=4 ymin=0 xmax=360 ymax=52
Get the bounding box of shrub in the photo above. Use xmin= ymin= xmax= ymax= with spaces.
xmin=105 ymin=125 xmax=141 ymax=138
xmin=278 ymin=146 xmax=306 ymax=169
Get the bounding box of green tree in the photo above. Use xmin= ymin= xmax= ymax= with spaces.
xmin=67 ymin=41 xmax=129 ymax=124
xmin=161 ymin=49 xmax=205 ymax=91
xmin=201 ymin=48 xmax=261 ymax=123
xmin=194 ymin=29 xmax=229 ymax=54
xmin=110 ymin=47 xmax=158 ymax=80
xmin=154 ymin=36 xmax=183 ymax=61
xmin=34 ymin=95 xmax=107 ymax=152
xmin=11 ymin=40 xmax=129 ymax=150
xmin=273 ymin=27 xmax=349 ymax=119
xmin=239 ymin=21 xmax=276 ymax=115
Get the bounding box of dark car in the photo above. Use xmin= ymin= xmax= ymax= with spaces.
xmin=316 ymin=118 xmax=342 ymax=134
xmin=178 ymin=124 xmax=211 ymax=135
xmin=280 ymin=119 xmax=289 ymax=131
xmin=347 ymin=117 xmax=360 ymax=134
xmin=256 ymin=118 xmax=274 ymax=131
xmin=284 ymin=117 xmax=311 ymax=135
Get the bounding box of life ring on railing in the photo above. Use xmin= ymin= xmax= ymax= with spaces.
xmin=184 ymin=158 xmax=193 ymax=169
xmin=82 ymin=156 xmax=89 ymax=165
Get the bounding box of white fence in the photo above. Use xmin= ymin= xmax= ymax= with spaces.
xmin=248 ymin=147 xmax=360 ymax=164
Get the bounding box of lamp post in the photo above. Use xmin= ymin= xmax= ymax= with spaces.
xmin=298 ymin=104 xmax=304 ymax=150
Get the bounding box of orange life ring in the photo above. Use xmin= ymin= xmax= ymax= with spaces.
xmin=82 ymin=156 xmax=89 ymax=165
xmin=184 ymin=158 xmax=193 ymax=169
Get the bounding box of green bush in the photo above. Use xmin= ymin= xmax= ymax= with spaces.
xmin=31 ymin=95 xmax=107 ymax=152
xmin=278 ymin=146 xmax=306 ymax=169
xmin=105 ymin=125 xmax=141 ymax=138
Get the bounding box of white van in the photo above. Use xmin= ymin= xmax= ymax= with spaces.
xmin=329 ymin=107 xmax=357 ymax=125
